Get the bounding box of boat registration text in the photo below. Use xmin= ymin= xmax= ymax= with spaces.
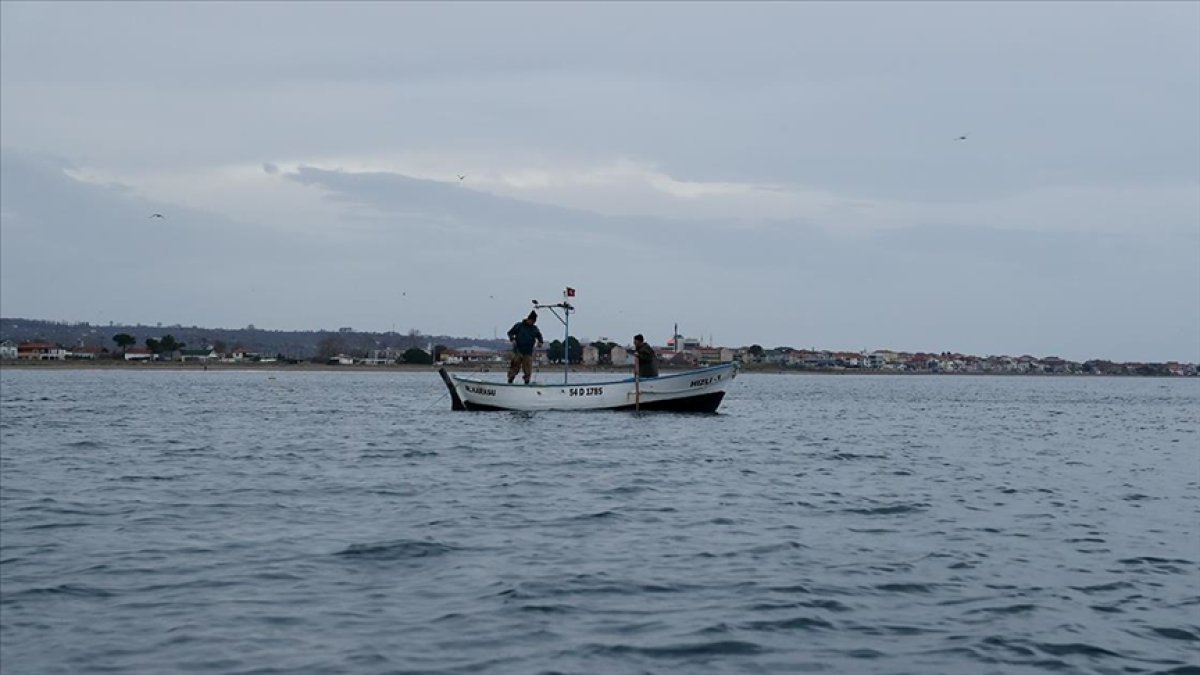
xmin=568 ymin=387 xmax=604 ymax=397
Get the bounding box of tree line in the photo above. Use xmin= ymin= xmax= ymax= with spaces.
xmin=112 ymin=333 xmax=185 ymax=355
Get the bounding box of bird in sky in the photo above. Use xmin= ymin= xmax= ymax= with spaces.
xmin=457 ymin=174 xmax=466 ymax=181
xmin=149 ymin=213 xmax=165 ymax=219
xmin=955 ymin=133 xmax=970 ymax=141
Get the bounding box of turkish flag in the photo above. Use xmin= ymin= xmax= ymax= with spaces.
xmin=565 ymin=287 xmax=576 ymax=297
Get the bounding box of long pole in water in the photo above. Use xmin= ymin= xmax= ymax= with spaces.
xmin=634 ymin=358 xmax=641 ymax=411
xmin=563 ymin=290 xmax=570 ymax=384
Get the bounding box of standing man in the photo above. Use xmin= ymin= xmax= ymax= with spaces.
xmin=507 ymin=310 xmax=544 ymax=384
xmin=633 ymin=334 xmax=658 ymax=378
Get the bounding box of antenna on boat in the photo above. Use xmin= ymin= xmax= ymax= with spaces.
xmin=534 ymin=288 xmax=575 ymax=384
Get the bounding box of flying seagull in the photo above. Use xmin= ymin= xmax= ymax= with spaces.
xmin=457 ymin=174 xmax=466 ymax=181
xmin=149 ymin=213 xmax=165 ymax=219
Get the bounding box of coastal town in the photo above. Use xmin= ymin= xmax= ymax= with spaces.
xmin=1 ymin=318 xmax=1195 ymax=377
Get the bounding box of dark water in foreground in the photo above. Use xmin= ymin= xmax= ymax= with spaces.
xmin=1 ymin=369 xmax=1197 ymax=674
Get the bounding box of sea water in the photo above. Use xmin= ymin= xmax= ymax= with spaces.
xmin=1 ymin=369 xmax=1197 ymax=674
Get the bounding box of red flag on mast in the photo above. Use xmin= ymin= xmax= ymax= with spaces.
xmin=565 ymin=287 xmax=576 ymax=297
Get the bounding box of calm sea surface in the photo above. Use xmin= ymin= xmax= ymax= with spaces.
xmin=1 ymin=369 xmax=1197 ymax=674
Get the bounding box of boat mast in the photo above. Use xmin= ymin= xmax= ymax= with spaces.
xmin=534 ymin=288 xmax=574 ymax=384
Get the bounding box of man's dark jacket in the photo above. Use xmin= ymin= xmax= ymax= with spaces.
xmin=508 ymin=321 xmax=543 ymax=355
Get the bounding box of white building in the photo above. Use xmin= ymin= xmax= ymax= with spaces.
xmin=610 ymin=345 xmax=631 ymax=366
xmin=864 ymin=353 xmax=887 ymax=369
xmin=125 ymin=347 xmax=154 ymax=361
xmin=18 ymin=342 xmax=67 ymax=360
xmin=179 ymin=348 xmax=219 ymax=362
xmin=582 ymin=345 xmax=599 ymax=366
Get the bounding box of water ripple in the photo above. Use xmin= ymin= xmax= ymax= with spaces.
xmin=335 ymin=540 xmax=457 ymax=560
xmin=2 ymin=369 xmax=1197 ymax=674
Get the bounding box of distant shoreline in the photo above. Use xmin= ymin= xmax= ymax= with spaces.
xmin=0 ymin=360 xmax=1185 ymax=377
xmin=0 ymin=360 xmax=428 ymax=373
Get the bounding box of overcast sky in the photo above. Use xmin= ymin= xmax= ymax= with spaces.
xmin=2 ymin=1 xmax=1197 ymax=361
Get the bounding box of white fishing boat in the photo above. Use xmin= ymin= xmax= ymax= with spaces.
xmin=439 ymin=362 xmax=737 ymax=412
xmin=438 ymin=289 xmax=737 ymax=412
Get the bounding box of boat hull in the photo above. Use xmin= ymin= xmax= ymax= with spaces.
xmin=439 ymin=363 xmax=736 ymax=412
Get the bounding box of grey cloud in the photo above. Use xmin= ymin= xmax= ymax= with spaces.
xmin=282 ymin=165 xmax=768 ymax=263
xmin=4 ymin=150 xmax=1197 ymax=361
xmin=269 ymin=165 xmax=1200 ymax=361
xmin=1 ymin=151 xmax=327 ymax=325
xmin=4 ymin=3 xmax=1196 ymax=199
